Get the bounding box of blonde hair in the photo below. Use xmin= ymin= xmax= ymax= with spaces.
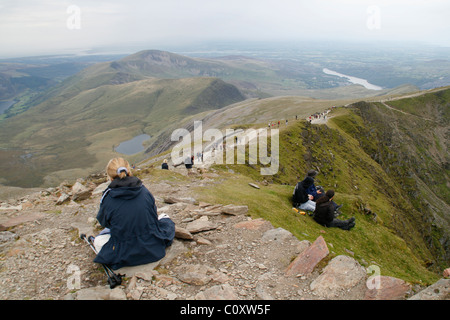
xmin=163 ymin=159 xmax=168 ymax=163
xmin=106 ymin=157 xmax=132 ymax=180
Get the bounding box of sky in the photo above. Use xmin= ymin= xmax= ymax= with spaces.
xmin=0 ymin=0 xmax=449 ymax=58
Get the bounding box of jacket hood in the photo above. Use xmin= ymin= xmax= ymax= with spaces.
xmin=106 ymin=176 xmax=143 ymax=200
xmin=301 ymin=176 xmax=314 ymax=187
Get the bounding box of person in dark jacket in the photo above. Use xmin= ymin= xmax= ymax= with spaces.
xmin=305 ymin=170 xmax=319 ymax=199
xmin=314 ymin=185 xmax=343 ymax=215
xmin=184 ymin=155 xmax=194 ymax=169
xmin=161 ymin=159 xmax=169 ymax=170
xmin=293 ymin=176 xmax=316 ymax=211
xmin=93 ymin=157 xmax=175 ymax=270
xmin=313 ymin=190 xmax=355 ymax=231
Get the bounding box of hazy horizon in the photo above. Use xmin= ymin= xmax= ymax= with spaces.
xmin=1 ymin=0 xmax=449 ymax=58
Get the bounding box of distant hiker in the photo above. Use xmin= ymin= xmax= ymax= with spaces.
xmin=313 ymin=190 xmax=355 ymax=231
xmin=293 ymin=176 xmax=316 ymax=212
xmin=93 ymin=157 xmax=175 ymax=270
xmin=161 ymin=159 xmax=169 ymax=170
xmin=184 ymin=155 xmax=194 ymax=169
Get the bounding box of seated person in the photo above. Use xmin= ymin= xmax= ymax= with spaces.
xmin=161 ymin=159 xmax=169 ymax=170
xmin=305 ymin=170 xmax=319 ymax=199
xmin=315 ymin=185 xmax=342 ymax=216
xmin=93 ymin=157 xmax=175 ymax=270
xmin=293 ymin=176 xmax=316 ymax=212
xmin=313 ymin=190 xmax=355 ymax=231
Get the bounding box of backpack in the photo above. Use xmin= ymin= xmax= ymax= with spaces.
xmin=293 ymin=182 xmax=308 ymax=206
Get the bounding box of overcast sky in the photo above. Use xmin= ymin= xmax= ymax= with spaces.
xmin=0 ymin=0 xmax=449 ymax=58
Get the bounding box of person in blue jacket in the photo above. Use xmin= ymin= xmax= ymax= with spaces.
xmin=93 ymin=157 xmax=175 ymax=270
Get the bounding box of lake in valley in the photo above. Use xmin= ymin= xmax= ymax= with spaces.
xmin=115 ymin=134 xmax=151 ymax=155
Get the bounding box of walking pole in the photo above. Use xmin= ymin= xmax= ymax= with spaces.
xmin=80 ymin=234 xmax=122 ymax=289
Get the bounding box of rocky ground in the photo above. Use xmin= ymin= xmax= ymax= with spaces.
xmin=0 ymin=167 xmax=449 ymax=301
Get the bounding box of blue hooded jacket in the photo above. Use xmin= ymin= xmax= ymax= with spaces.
xmin=94 ymin=176 xmax=175 ymax=270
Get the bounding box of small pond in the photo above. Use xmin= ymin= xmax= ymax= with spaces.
xmin=115 ymin=134 xmax=151 ymax=155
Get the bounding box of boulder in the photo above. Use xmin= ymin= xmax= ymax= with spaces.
xmin=71 ymin=182 xmax=87 ymax=194
xmin=175 ymin=226 xmax=194 ymax=240
xmin=164 ymin=196 xmax=196 ymax=204
xmin=72 ymin=189 xmax=92 ymax=201
xmin=364 ymin=276 xmax=411 ymax=300
xmin=285 ymin=235 xmax=329 ymax=277
xmin=221 ymin=204 xmax=248 ymax=215
xmin=186 ymin=217 xmax=217 ymax=233
xmin=310 ymin=255 xmax=367 ymax=298
xmin=408 ymin=278 xmax=449 ymax=300
xmin=262 ymin=227 xmax=295 ymax=243
xmin=56 ymin=193 xmax=70 ymax=205
xmin=92 ymin=182 xmax=110 ymax=196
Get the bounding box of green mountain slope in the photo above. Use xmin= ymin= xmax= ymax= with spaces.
xmin=195 ymin=87 xmax=449 ymax=282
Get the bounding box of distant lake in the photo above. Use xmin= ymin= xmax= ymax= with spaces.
xmin=323 ymin=68 xmax=383 ymax=90
xmin=0 ymin=100 xmax=16 ymax=114
xmin=115 ymin=134 xmax=151 ymax=155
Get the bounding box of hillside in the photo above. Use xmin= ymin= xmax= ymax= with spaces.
xmin=202 ymin=87 xmax=450 ymax=272
xmin=0 ymin=95 xmax=449 ymax=300
xmin=0 ymin=76 xmax=245 ymax=188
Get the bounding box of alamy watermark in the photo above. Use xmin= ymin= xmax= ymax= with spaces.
xmin=366 ymin=265 xmax=382 ymax=290
xmin=171 ymin=121 xmax=279 ymax=175
xmin=67 ymin=5 xmax=81 ymax=30
xmin=366 ymin=5 xmax=381 ymax=30
xmin=66 ymin=264 xmax=81 ymax=290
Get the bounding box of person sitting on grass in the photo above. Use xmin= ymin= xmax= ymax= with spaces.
xmin=315 ymin=185 xmax=343 ymax=216
xmin=313 ymin=190 xmax=355 ymax=231
xmin=293 ymin=175 xmax=316 ymax=212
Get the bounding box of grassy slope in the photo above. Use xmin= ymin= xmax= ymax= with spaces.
xmin=192 ymin=102 xmax=447 ymax=285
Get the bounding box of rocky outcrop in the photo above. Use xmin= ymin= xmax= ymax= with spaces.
xmin=0 ymin=171 xmax=446 ymax=301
